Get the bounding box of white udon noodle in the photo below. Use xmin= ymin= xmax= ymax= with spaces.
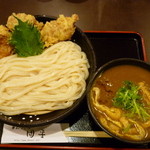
xmin=0 ymin=41 xmax=89 ymax=115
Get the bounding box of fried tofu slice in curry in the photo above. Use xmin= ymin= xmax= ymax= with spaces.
xmin=6 ymin=13 xmax=43 ymax=31
xmin=0 ymin=25 xmax=13 ymax=58
xmin=138 ymin=81 xmax=150 ymax=105
xmin=41 ymin=14 xmax=79 ymax=47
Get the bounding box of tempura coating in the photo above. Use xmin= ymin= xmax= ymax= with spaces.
xmin=0 ymin=25 xmax=13 ymax=58
xmin=0 ymin=25 xmax=11 ymax=37
xmin=41 ymin=14 xmax=79 ymax=47
xmin=6 ymin=13 xmax=44 ymax=30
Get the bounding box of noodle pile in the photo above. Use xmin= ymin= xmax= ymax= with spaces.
xmin=0 ymin=41 xmax=89 ymax=115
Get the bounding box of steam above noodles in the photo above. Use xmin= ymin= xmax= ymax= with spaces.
xmin=0 ymin=41 xmax=89 ymax=115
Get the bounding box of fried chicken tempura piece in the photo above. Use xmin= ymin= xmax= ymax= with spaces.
xmin=6 ymin=13 xmax=43 ymax=30
xmin=41 ymin=14 xmax=79 ymax=47
xmin=0 ymin=25 xmax=13 ymax=58
xmin=0 ymin=25 xmax=11 ymax=37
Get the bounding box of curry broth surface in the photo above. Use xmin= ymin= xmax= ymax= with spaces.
xmin=94 ymin=64 xmax=150 ymax=105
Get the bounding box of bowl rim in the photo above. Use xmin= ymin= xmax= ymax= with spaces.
xmin=87 ymin=57 xmax=150 ymax=144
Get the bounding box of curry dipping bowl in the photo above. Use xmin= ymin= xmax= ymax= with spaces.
xmin=87 ymin=58 xmax=150 ymax=144
xmin=0 ymin=16 xmax=96 ymax=127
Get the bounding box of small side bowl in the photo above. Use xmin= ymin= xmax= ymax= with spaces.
xmin=87 ymin=58 xmax=150 ymax=144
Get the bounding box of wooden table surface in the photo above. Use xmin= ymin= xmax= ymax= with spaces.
xmin=0 ymin=0 xmax=150 ymax=149
xmin=1 ymin=0 xmax=150 ymax=60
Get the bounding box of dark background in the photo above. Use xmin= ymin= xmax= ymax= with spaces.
xmin=0 ymin=0 xmax=150 ymax=60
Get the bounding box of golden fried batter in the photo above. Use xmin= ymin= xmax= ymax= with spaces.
xmin=6 ymin=13 xmax=43 ymax=30
xmin=0 ymin=25 xmax=13 ymax=58
xmin=0 ymin=25 xmax=11 ymax=37
xmin=0 ymin=35 xmax=13 ymax=58
xmin=41 ymin=14 xmax=79 ymax=47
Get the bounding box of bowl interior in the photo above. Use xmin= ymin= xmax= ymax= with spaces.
xmin=0 ymin=16 xmax=96 ymax=127
xmin=87 ymin=58 xmax=150 ymax=144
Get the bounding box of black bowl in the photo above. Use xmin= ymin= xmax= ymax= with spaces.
xmin=0 ymin=15 xmax=96 ymax=127
xmin=87 ymin=58 xmax=150 ymax=144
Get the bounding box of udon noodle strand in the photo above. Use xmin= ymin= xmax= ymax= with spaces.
xmin=0 ymin=41 xmax=89 ymax=115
